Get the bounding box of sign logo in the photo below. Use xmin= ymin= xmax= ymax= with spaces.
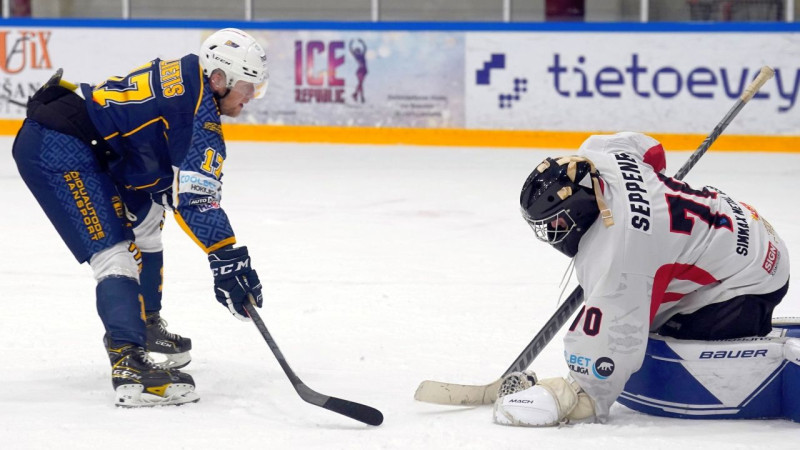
xmin=763 ymin=241 xmax=780 ymax=274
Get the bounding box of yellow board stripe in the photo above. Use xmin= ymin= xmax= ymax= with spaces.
xmin=0 ymin=119 xmax=797 ymax=152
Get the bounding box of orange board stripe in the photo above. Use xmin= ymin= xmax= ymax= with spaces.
xmin=1 ymin=120 xmax=796 ymax=153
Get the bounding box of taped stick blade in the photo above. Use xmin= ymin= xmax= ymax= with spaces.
xmin=414 ymin=378 xmax=503 ymax=406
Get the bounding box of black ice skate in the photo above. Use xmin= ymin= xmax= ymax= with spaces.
xmin=106 ymin=337 xmax=199 ymax=407
xmin=145 ymin=312 xmax=192 ymax=369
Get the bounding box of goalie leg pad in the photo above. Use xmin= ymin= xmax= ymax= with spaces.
xmin=619 ymin=333 xmax=800 ymax=422
xmin=782 ymin=338 xmax=800 ymax=422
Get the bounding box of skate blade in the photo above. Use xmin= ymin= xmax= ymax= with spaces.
xmin=115 ymin=383 xmax=199 ymax=408
xmin=148 ymin=351 xmax=191 ymax=370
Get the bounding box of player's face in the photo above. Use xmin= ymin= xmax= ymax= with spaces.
xmin=550 ymin=216 xmax=569 ymax=231
xmin=219 ymin=80 xmax=257 ymax=117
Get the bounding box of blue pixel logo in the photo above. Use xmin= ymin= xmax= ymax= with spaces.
xmin=475 ymin=53 xmax=528 ymax=109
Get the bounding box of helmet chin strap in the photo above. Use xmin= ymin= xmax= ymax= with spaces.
xmin=211 ymin=74 xmax=232 ymax=100
xmin=215 ymin=88 xmax=231 ymax=100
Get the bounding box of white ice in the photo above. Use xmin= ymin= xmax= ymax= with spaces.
xmin=2 ymin=137 xmax=800 ymax=449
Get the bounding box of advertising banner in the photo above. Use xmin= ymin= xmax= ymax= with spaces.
xmin=236 ymin=30 xmax=465 ymax=129
xmin=1 ymin=24 xmax=797 ymax=144
xmin=0 ymin=26 xmax=200 ymax=119
xmin=465 ymin=32 xmax=800 ymax=135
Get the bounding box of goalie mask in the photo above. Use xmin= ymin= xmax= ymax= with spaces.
xmin=200 ymin=28 xmax=269 ymax=99
xmin=519 ymin=156 xmax=613 ymax=258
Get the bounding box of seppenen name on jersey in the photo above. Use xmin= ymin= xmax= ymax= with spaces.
xmin=614 ymin=152 xmax=652 ymax=233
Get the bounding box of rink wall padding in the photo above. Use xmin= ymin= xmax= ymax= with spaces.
xmin=0 ymin=18 xmax=798 ymax=151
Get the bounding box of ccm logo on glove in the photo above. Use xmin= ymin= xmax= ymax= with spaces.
xmin=211 ymin=259 xmax=251 ymax=276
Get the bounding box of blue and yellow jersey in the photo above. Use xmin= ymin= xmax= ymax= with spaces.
xmin=81 ymin=54 xmax=235 ymax=253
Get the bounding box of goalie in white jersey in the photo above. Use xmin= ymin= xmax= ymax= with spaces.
xmin=494 ymin=132 xmax=790 ymax=426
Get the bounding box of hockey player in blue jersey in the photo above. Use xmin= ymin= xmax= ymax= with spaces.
xmin=13 ymin=28 xmax=268 ymax=406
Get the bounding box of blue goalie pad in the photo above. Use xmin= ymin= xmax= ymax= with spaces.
xmin=619 ymin=320 xmax=800 ymax=422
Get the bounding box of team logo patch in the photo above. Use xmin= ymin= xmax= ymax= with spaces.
xmin=762 ymin=241 xmax=780 ymax=275
xmin=592 ymin=357 xmax=615 ymax=379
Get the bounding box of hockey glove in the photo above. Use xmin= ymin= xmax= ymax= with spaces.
xmin=208 ymin=246 xmax=263 ymax=321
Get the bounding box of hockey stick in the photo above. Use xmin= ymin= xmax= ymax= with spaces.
xmin=244 ymin=302 xmax=384 ymax=426
xmin=0 ymin=95 xmax=27 ymax=107
xmin=414 ymin=65 xmax=775 ymax=406
xmin=1 ymin=68 xmax=78 ymax=108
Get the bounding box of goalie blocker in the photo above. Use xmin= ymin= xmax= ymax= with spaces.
xmin=495 ymin=320 xmax=800 ymax=425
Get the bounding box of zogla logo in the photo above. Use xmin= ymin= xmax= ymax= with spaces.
xmin=0 ymin=30 xmax=52 ymax=74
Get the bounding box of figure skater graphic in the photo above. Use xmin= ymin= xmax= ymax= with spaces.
xmin=349 ymin=39 xmax=368 ymax=103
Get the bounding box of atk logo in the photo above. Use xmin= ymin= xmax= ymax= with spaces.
xmin=475 ymin=53 xmax=528 ymax=109
xmin=0 ymin=30 xmax=52 ymax=74
xmin=294 ymin=38 xmax=369 ymax=104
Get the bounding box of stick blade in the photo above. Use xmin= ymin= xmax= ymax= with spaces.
xmin=322 ymin=396 xmax=384 ymax=426
xmin=414 ymin=378 xmax=502 ymax=406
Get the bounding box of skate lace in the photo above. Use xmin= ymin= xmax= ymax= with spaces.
xmin=134 ymin=347 xmax=160 ymax=370
xmin=157 ymin=318 xmax=182 ymax=341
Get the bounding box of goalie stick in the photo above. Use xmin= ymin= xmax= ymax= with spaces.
xmin=244 ymin=303 xmax=384 ymax=426
xmin=414 ymin=65 xmax=775 ymax=406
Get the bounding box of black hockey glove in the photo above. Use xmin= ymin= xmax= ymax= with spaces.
xmin=208 ymin=246 xmax=263 ymax=321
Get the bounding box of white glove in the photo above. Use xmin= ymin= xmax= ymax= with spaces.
xmin=493 ymin=375 xmax=595 ymax=427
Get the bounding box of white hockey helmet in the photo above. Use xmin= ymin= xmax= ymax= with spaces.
xmin=200 ymin=28 xmax=268 ymax=98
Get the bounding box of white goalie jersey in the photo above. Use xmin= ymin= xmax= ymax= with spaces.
xmin=566 ymin=132 xmax=790 ymax=421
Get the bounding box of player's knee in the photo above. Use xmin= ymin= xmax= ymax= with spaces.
xmin=132 ymin=203 xmax=165 ymax=252
xmin=90 ymin=241 xmax=142 ymax=281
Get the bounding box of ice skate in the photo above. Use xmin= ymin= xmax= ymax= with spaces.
xmin=106 ymin=337 xmax=199 ymax=407
xmin=145 ymin=312 xmax=192 ymax=369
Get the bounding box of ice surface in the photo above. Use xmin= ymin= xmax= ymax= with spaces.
xmin=2 ymin=137 xmax=800 ymax=448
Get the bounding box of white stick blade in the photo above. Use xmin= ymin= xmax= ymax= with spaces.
xmin=414 ymin=378 xmax=503 ymax=405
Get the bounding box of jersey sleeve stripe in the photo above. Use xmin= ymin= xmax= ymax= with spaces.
xmin=172 ymin=209 xmax=236 ymax=254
